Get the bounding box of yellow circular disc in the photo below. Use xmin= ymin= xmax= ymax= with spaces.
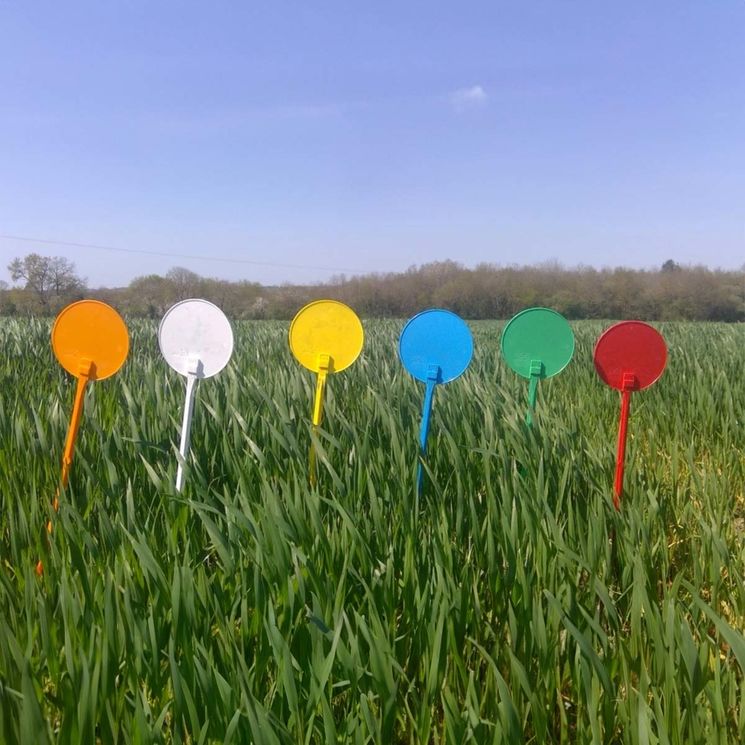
xmin=289 ymin=300 xmax=363 ymax=373
xmin=52 ymin=300 xmax=130 ymax=380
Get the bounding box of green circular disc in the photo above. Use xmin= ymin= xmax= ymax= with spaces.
xmin=500 ymin=307 xmax=575 ymax=379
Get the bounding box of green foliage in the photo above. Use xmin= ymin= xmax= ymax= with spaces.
xmin=0 ymin=318 xmax=744 ymax=743
xmin=7 ymin=259 xmax=743 ymax=321
xmin=6 ymin=254 xmax=86 ymax=315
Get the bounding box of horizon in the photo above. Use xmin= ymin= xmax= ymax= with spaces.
xmin=5 ymin=249 xmax=744 ymax=294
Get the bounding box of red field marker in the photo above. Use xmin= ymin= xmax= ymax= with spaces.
xmin=594 ymin=321 xmax=667 ymax=509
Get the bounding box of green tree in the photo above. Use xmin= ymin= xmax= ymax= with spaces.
xmin=165 ymin=266 xmax=202 ymax=301
xmin=126 ymin=274 xmax=172 ymax=318
xmin=7 ymin=253 xmax=85 ymax=314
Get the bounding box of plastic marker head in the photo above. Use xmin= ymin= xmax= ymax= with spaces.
xmin=289 ymin=300 xmax=363 ymax=375
xmin=593 ymin=321 xmax=667 ymax=509
xmin=399 ymin=309 xmax=473 ymax=491
xmin=52 ymin=300 xmax=129 ymax=382
xmin=158 ymin=299 xmax=234 ymax=492
xmin=594 ymin=321 xmax=667 ymax=392
xmin=158 ymin=299 xmax=234 ymax=380
xmin=399 ymin=309 xmax=473 ymax=384
xmin=501 ymin=307 xmax=574 ymax=425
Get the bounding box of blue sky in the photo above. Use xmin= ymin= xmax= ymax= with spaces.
xmin=1 ymin=1 xmax=743 ymax=287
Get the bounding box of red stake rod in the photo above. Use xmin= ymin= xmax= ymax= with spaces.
xmin=613 ymin=373 xmax=636 ymax=509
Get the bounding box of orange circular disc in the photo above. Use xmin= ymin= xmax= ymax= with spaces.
xmin=52 ymin=300 xmax=129 ymax=380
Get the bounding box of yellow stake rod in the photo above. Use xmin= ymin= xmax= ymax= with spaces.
xmin=312 ymin=354 xmax=331 ymax=427
xmin=310 ymin=354 xmax=331 ymax=485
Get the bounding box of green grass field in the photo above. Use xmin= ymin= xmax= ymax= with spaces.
xmin=1 ymin=318 xmax=744 ymax=744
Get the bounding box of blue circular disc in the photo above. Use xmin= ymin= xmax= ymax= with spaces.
xmin=399 ymin=309 xmax=473 ymax=383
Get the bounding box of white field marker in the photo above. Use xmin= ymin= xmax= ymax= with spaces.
xmin=158 ymin=299 xmax=234 ymax=491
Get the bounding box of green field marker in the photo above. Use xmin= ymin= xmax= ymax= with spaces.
xmin=501 ymin=307 xmax=575 ymax=425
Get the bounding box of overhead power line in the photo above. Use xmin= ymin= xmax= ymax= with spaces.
xmin=0 ymin=233 xmax=368 ymax=274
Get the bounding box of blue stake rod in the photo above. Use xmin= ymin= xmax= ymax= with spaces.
xmin=417 ymin=364 xmax=440 ymax=491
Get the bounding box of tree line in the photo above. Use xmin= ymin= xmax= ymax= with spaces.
xmin=3 ymin=253 xmax=745 ymax=321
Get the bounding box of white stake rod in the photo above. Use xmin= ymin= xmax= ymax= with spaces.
xmin=176 ymin=362 xmax=200 ymax=492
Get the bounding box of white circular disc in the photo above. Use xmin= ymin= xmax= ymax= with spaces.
xmin=158 ymin=299 xmax=234 ymax=378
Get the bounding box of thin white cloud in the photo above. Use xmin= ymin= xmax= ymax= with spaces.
xmin=449 ymin=85 xmax=488 ymax=112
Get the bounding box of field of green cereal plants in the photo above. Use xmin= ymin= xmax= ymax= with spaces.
xmin=1 ymin=318 xmax=744 ymax=744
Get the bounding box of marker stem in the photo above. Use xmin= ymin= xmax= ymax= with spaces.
xmin=60 ymin=360 xmax=93 ymax=490
xmin=417 ymin=366 xmax=440 ymax=492
xmin=49 ymin=360 xmax=93 ymax=560
xmin=613 ymin=373 xmax=636 ymax=509
xmin=312 ymin=364 xmax=330 ymax=427
xmin=310 ymin=354 xmax=331 ymax=485
xmin=176 ymin=370 xmax=199 ymax=492
xmin=526 ymin=360 xmax=544 ymax=427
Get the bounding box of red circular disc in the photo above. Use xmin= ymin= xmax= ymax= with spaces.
xmin=593 ymin=321 xmax=667 ymax=391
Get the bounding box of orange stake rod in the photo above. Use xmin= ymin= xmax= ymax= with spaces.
xmin=39 ymin=364 xmax=91 ymax=573
xmin=60 ymin=359 xmax=93 ymax=489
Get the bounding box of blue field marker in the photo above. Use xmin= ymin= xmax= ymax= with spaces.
xmin=399 ymin=309 xmax=473 ymax=492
